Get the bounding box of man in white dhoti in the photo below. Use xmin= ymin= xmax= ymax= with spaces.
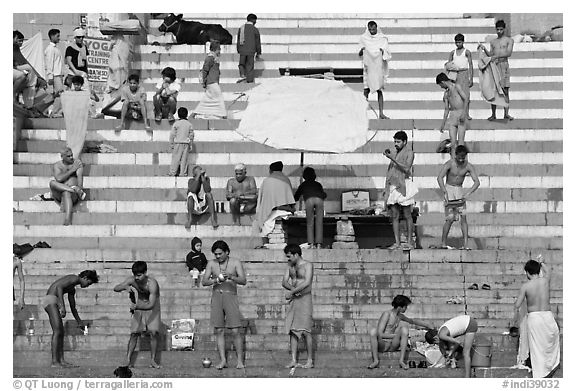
xmin=513 ymin=258 xmax=560 ymax=378
xmin=359 ymin=21 xmax=391 ymax=119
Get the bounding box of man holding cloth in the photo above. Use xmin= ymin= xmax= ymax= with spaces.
xmin=359 ymin=21 xmax=391 ymax=119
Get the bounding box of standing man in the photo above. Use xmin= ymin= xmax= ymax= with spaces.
xmin=478 ymin=20 xmax=514 ymax=121
xmin=282 ymin=244 xmax=314 ymax=369
xmin=436 ymin=145 xmax=480 ymax=250
xmin=202 ymin=240 xmax=247 ymax=370
xmin=513 ymin=257 xmax=560 ymax=377
xmin=49 ymin=147 xmax=86 ymax=226
xmin=226 ymin=163 xmax=258 ymax=225
xmin=236 ymin=13 xmax=261 ymax=83
xmin=446 ymin=33 xmax=473 ymax=121
xmin=44 ymin=29 xmax=64 ymax=117
xmin=43 ymin=270 xmax=99 ymax=367
xmin=13 ymin=244 xmax=34 ymax=311
xmin=359 ymin=21 xmax=391 ymax=119
xmin=114 ymin=261 xmax=162 ymax=369
xmin=383 ymin=131 xmax=417 ymax=250
xmin=437 ymin=72 xmax=469 ymax=156
xmin=185 ymin=166 xmax=218 ymax=229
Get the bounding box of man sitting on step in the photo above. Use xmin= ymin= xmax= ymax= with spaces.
xmin=368 ymin=295 xmax=434 ymax=369
xmin=185 ymin=166 xmax=218 ymax=229
xmin=252 ymin=161 xmax=295 ymax=247
xmin=226 ymin=163 xmax=258 ymax=225
xmin=49 ymin=147 xmax=86 ymax=226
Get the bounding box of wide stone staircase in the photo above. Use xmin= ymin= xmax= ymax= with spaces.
xmin=13 ymin=13 xmax=562 ymax=378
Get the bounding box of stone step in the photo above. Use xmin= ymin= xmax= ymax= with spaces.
xmin=13 ymin=187 xmax=564 ymax=204
xmin=13 ymin=235 xmax=563 ymax=250
xmin=12 ymin=164 xmax=564 ymax=180
xmin=17 ymin=127 xmax=565 ymax=143
xmin=133 ymin=57 xmax=562 ymax=70
xmin=12 ymin=212 xmax=563 ymax=227
xmin=13 ymin=151 xmax=563 ymax=166
xmin=137 ymin=41 xmax=562 ymax=54
xmin=12 ymin=223 xmax=563 ymax=239
xmin=19 ymin=118 xmax=563 ymax=131
xmin=148 ymin=16 xmax=494 ymax=29
xmin=133 ymin=51 xmax=563 ymax=63
xmin=15 ymin=248 xmax=560 ymax=263
xmin=13 ymin=175 xmax=563 ymax=191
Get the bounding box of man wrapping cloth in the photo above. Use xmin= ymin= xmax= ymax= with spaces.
xmin=513 ymin=257 xmax=560 ymax=378
xmin=358 ymin=21 xmax=391 ymax=120
xmin=253 ymin=161 xmax=295 ymax=248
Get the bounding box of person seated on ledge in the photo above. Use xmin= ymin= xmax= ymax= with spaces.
xmin=186 ymin=166 xmax=218 ymax=229
xmin=49 ymin=147 xmax=86 ymax=226
xmin=114 ymin=74 xmax=151 ymax=131
xmin=226 ymin=163 xmax=258 ymax=225
xmin=367 ymin=295 xmax=434 ymax=370
xmin=153 ymin=67 xmax=181 ymax=122
xmin=253 ymin=161 xmax=295 ymax=248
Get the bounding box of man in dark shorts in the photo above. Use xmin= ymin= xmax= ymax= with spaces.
xmin=114 ymin=261 xmax=162 ymax=369
xmin=44 ymin=270 xmax=99 ymax=367
xmin=202 ymin=240 xmax=247 ymax=369
xmin=425 ymin=314 xmax=479 ymax=377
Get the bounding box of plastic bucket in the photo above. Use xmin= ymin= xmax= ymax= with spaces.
xmin=471 ymin=342 xmax=492 ymax=367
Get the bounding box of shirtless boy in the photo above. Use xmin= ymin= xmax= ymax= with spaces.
xmin=478 ymin=20 xmax=514 ymax=121
xmin=282 ymin=244 xmax=314 ymax=369
xmin=437 ymin=145 xmax=480 ymax=250
xmin=367 ymin=295 xmax=433 ymax=369
xmin=513 ymin=257 xmax=560 ymax=377
xmin=44 ymin=270 xmax=99 ymax=367
xmin=49 ymin=147 xmax=85 ymax=225
xmin=425 ymin=314 xmax=478 ymax=378
xmin=114 ymin=261 xmax=162 ymax=369
xmin=202 ymin=240 xmax=247 ymax=369
xmin=436 ymin=72 xmax=469 ymax=157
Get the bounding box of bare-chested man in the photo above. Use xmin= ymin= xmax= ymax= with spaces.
xmin=513 ymin=257 xmax=560 ymax=377
xmin=202 ymin=240 xmax=247 ymax=369
xmin=367 ymin=295 xmax=433 ymax=369
xmin=226 ymin=163 xmax=258 ymax=225
xmin=437 ymin=145 xmax=480 ymax=250
xmin=436 ymin=72 xmax=469 ymax=157
xmin=43 ymin=270 xmax=99 ymax=367
xmin=114 ymin=261 xmax=162 ymax=369
xmin=185 ymin=166 xmax=218 ymax=229
xmin=49 ymin=147 xmax=86 ymax=225
xmin=12 ymin=244 xmax=33 ymax=310
xmin=478 ymin=19 xmax=514 ymax=121
xmin=282 ymin=244 xmax=314 ymax=369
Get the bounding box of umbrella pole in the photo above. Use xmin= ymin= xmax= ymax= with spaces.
xmin=298 ymin=152 xmax=304 ymax=211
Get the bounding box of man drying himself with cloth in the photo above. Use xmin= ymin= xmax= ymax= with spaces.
xmin=114 ymin=261 xmax=162 ymax=369
xmin=478 ymin=19 xmax=514 ymax=121
xmin=383 ymin=131 xmax=417 ymax=250
xmin=282 ymin=244 xmax=314 ymax=369
xmin=44 ymin=270 xmax=99 ymax=367
xmin=436 ymin=145 xmax=480 ymax=250
xmin=253 ymin=161 xmax=295 ymax=247
xmin=425 ymin=314 xmax=479 ymax=378
xmin=202 ymin=240 xmax=247 ymax=370
xmin=359 ymin=20 xmax=391 ymax=119
xmin=513 ymin=257 xmax=560 ymax=378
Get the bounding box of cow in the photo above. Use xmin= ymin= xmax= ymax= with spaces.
xmin=158 ymin=13 xmax=233 ymax=45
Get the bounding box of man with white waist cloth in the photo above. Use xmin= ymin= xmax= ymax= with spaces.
xmin=383 ymin=130 xmax=417 ymax=250
xmin=436 ymin=145 xmax=480 ymax=250
xmin=513 ymin=257 xmax=560 ymax=377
